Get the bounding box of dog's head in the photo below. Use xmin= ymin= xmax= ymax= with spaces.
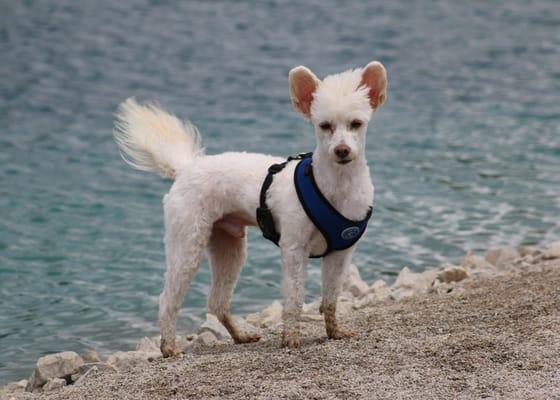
xmin=289 ymin=61 xmax=387 ymax=165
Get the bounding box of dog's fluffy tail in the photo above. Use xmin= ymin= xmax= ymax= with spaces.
xmin=113 ymin=98 xmax=204 ymax=179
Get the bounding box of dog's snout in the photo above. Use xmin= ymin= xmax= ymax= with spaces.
xmin=334 ymin=144 xmax=351 ymax=159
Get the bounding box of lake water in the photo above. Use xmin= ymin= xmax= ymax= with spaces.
xmin=1 ymin=0 xmax=559 ymax=383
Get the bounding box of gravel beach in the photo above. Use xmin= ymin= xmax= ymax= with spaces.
xmin=5 ymin=255 xmax=559 ymax=400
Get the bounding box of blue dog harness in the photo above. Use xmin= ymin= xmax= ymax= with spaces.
xmin=256 ymin=152 xmax=372 ymax=258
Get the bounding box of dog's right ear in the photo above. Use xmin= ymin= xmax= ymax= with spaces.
xmin=289 ymin=66 xmax=320 ymax=118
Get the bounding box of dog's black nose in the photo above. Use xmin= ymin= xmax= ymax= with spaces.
xmin=334 ymin=145 xmax=350 ymax=159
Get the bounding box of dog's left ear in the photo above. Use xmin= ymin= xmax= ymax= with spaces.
xmin=289 ymin=66 xmax=320 ymax=118
xmin=360 ymin=61 xmax=387 ymax=109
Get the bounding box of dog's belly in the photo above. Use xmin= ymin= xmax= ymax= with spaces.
xmin=214 ymin=213 xmax=255 ymax=238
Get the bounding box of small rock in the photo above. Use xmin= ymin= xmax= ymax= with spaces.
xmin=198 ymin=313 xmax=232 ymax=341
xmin=81 ymin=350 xmax=102 ymax=363
xmin=518 ymin=245 xmax=544 ymax=258
xmin=196 ymin=331 xmax=219 ymax=346
xmin=42 ymin=378 xmax=66 ymax=392
xmin=353 ymin=293 xmax=376 ymax=309
xmin=430 ymin=280 xmax=455 ymax=295
xmin=300 ymin=313 xmax=323 ymax=322
xmin=462 ymin=251 xmax=493 ymax=270
xmin=342 ymin=264 xmax=369 ymax=298
xmin=233 ymin=316 xmax=261 ymax=337
xmin=70 ymin=363 xmax=117 ymax=383
xmin=106 ymin=351 xmax=161 ymax=371
xmin=2 ymin=380 xmax=27 ymax=394
xmin=437 ymin=267 xmax=469 ymax=283
xmin=485 ymin=248 xmax=519 ymax=267
xmin=393 ymin=267 xmax=416 ymax=289
xmin=367 ymin=279 xmax=392 ymax=300
xmin=543 ymin=241 xmax=560 ymax=260
xmin=260 ymin=300 xmax=283 ymax=328
xmin=136 ymin=337 xmax=160 ymax=353
xmin=336 ymin=296 xmax=354 ymax=316
xmin=390 ymin=288 xmax=415 ymax=300
xmin=26 ymin=351 xmax=84 ymax=391
xmin=302 ymin=299 xmax=321 ymax=314
xmin=393 ymin=267 xmax=439 ymax=294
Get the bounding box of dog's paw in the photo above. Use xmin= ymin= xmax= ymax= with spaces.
xmin=233 ymin=331 xmax=262 ymax=344
xmin=160 ymin=338 xmax=180 ymax=358
xmin=281 ymin=332 xmax=301 ymax=349
xmin=327 ymin=326 xmax=355 ymax=340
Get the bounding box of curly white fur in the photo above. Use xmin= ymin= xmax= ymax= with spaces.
xmin=114 ymin=61 xmax=387 ymax=354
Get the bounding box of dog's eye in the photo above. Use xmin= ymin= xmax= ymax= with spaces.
xmin=350 ymin=120 xmax=363 ymax=130
xmin=319 ymin=122 xmax=332 ymax=131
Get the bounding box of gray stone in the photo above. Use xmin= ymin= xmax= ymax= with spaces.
xmin=196 ymin=331 xmax=219 ymax=346
xmin=198 ymin=313 xmax=232 ymax=341
xmin=81 ymin=350 xmax=102 ymax=363
xmin=485 ymin=248 xmax=519 ymax=267
xmin=437 ymin=267 xmax=469 ymax=283
xmin=342 ymin=264 xmax=369 ymax=298
xmin=43 ymin=378 xmax=66 ymax=392
xmin=26 ymin=351 xmax=84 ymax=391
xmin=106 ymin=351 xmax=161 ymax=371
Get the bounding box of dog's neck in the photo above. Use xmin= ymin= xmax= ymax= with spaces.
xmin=311 ymin=151 xmax=373 ymax=219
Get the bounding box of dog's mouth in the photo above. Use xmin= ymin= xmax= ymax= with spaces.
xmin=337 ymin=159 xmax=352 ymax=165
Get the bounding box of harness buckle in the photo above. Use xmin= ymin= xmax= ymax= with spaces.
xmin=268 ymin=162 xmax=286 ymax=174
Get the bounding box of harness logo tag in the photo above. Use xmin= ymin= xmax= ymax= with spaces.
xmin=341 ymin=226 xmax=360 ymax=240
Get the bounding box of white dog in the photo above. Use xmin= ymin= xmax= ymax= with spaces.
xmin=114 ymin=61 xmax=387 ymax=355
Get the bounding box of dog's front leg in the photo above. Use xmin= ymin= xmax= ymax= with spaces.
xmin=280 ymin=245 xmax=308 ymax=348
xmin=321 ymin=250 xmax=355 ymax=340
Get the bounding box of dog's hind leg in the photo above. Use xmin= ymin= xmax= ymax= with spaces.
xmin=158 ymin=197 xmax=212 ymax=357
xmin=207 ymin=226 xmax=261 ymax=344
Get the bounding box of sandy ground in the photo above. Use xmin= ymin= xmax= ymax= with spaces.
xmin=14 ymin=260 xmax=560 ymax=400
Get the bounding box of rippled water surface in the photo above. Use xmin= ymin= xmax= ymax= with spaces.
xmin=1 ymin=0 xmax=559 ymax=382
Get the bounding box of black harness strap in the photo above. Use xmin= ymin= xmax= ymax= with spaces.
xmin=256 ymin=153 xmax=311 ymax=246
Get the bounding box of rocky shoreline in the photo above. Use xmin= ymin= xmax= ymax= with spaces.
xmin=2 ymin=242 xmax=560 ymax=399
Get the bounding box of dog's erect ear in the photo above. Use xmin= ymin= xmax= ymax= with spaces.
xmin=289 ymin=66 xmax=320 ymax=117
xmin=360 ymin=61 xmax=387 ymax=109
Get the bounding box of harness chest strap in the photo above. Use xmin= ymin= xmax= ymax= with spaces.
xmin=256 ymin=153 xmax=372 ymax=258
